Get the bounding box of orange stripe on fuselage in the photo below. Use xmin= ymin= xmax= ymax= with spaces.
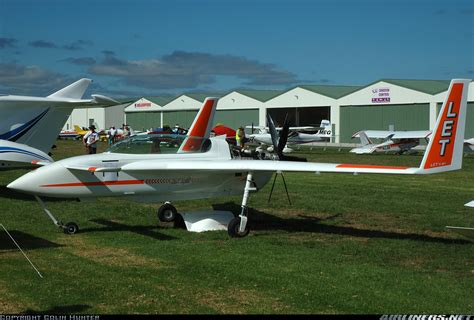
xmin=41 ymin=179 xmax=145 ymax=187
xmin=423 ymin=83 xmax=463 ymax=169
xmin=336 ymin=164 xmax=409 ymax=170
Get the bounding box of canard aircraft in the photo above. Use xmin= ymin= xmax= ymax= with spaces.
xmin=0 ymin=79 xmax=118 ymax=169
xmin=7 ymin=79 xmax=470 ymax=238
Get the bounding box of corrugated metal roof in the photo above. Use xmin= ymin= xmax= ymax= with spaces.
xmin=298 ymin=85 xmax=362 ymax=99
xmin=378 ymin=79 xmax=451 ymax=94
xmin=234 ymin=89 xmax=285 ymax=102
xmin=184 ymin=93 xmax=222 ymax=102
xmin=142 ymin=96 xmax=177 ymax=106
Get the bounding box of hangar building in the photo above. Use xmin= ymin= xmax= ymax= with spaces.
xmin=65 ymin=79 xmax=474 ymax=143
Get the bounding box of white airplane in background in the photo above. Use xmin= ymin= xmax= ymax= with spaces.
xmin=7 ymin=79 xmax=470 ymax=238
xmin=248 ymin=119 xmax=332 ymax=153
xmin=464 ymin=138 xmax=474 ymax=151
xmin=350 ymin=130 xmax=432 ymax=154
xmin=0 ymin=78 xmax=118 ymax=169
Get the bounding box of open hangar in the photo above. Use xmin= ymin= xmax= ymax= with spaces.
xmin=68 ymin=79 xmax=473 ymax=143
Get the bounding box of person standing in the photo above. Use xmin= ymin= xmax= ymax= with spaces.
xmin=108 ymin=126 xmax=116 ymax=145
xmin=236 ymin=126 xmax=246 ymax=149
xmin=83 ymin=125 xmax=100 ymax=154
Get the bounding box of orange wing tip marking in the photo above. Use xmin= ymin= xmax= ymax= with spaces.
xmin=87 ymin=167 xmax=97 ymax=172
xmin=31 ymin=161 xmax=39 ymax=165
xmin=336 ymin=164 xmax=410 ymax=170
xmin=41 ymin=179 xmax=145 ymax=187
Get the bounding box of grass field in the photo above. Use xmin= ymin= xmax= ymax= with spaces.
xmin=0 ymin=139 xmax=473 ymax=314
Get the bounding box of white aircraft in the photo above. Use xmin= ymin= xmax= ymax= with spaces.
xmin=7 ymin=79 xmax=470 ymax=238
xmin=350 ymin=130 xmax=432 ymax=154
xmin=464 ymin=138 xmax=474 ymax=151
xmin=249 ymin=119 xmax=332 ymax=153
xmin=0 ymin=78 xmax=118 ymax=169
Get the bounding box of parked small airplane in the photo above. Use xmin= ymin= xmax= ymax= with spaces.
xmin=464 ymin=138 xmax=474 ymax=151
xmin=211 ymin=124 xmax=237 ymax=145
xmin=350 ymin=130 xmax=432 ymax=154
xmin=249 ymin=119 xmax=332 ymax=153
xmin=0 ymin=79 xmax=118 ymax=169
xmin=7 ymin=79 xmax=470 ymax=238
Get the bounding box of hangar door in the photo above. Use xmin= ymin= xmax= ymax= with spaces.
xmin=163 ymin=110 xmax=198 ymax=129
xmin=437 ymin=102 xmax=474 ymax=138
xmin=213 ymin=109 xmax=259 ymax=130
xmin=125 ymin=112 xmax=161 ymax=132
xmin=340 ymin=103 xmax=429 ymax=143
xmin=267 ymin=107 xmax=330 ymax=127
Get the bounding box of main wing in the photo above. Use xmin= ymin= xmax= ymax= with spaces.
xmin=121 ymin=159 xmax=419 ymax=175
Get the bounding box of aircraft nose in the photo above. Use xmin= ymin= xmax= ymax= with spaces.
xmin=7 ymin=173 xmax=37 ymax=194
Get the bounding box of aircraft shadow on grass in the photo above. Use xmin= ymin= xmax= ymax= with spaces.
xmin=212 ymin=202 xmax=471 ymax=245
xmin=24 ymin=304 xmax=90 ymax=314
xmin=0 ymin=230 xmax=63 ymax=251
xmin=79 ymin=218 xmax=177 ymax=241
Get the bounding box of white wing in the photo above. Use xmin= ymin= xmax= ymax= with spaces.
xmin=353 ymin=130 xmax=431 ymax=140
xmin=121 ymin=159 xmax=419 ymax=175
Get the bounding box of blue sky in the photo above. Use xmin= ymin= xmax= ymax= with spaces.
xmin=0 ymin=0 xmax=472 ymax=97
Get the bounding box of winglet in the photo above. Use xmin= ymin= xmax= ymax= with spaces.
xmin=47 ymin=78 xmax=92 ymax=99
xmin=178 ymin=97 xmax=219 ymax=152
xmin=187 ymin=97 xmax=219 ymax=139
xmin=419 ymin=79 xmax=470 ymax=173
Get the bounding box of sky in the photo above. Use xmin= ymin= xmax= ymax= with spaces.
xmin=0 ymin=0 xmax=473 ymax=98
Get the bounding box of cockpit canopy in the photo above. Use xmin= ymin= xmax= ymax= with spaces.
xmin=106 ymin=134 xmax=212 ymax=154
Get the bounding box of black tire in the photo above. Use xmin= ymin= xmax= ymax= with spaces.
xmin=157 ymin=203 xmax=177 ymax=222
xmin=227 ymin=217 xmax=250 ymax=238
xmin=64 ymin=222 xmax=79 ymax=235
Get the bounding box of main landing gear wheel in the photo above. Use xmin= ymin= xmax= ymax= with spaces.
xmin=157 ymin=203 xmax=177 ymax=222
xmin=227 ymin=217 xmax=250 ymax=238
xmin=64 ymin=222 xmax=79 ymax=235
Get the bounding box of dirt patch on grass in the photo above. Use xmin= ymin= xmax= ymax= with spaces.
xmin=59 ymin=236 xmax=170 ymax=269
xmin=196 ymin=287 xmax=289 ymax=314
xmin=0 ymin=281 xmax=24 ymax=313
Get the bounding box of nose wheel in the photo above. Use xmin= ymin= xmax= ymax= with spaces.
xmin=64 ymin=222 xmax=79 ymax=235
xmin=35 ymin=196 xmax=80 ymax=235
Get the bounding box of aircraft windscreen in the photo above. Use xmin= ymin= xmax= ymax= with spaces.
xmin=106 ymin=134 xmax=212 ymax=154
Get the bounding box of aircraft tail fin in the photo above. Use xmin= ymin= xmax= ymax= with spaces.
xmin=74 ymin=125 xmax=84 ymax=133
xmin=418 ymin=79 xmax=470 ymax=173
xmin=186 ymin=98 xmax=219 ymax=139
xmin=47 ymin=78 xmax=92 ymax=99
xmin=178 ymin=97 xmax=219 ymax=152
xmin=357 ymin=131 xmax=373 ymax=146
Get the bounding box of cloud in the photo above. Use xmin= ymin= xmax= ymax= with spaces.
xmin=63 ymin=40 xmax=94 ymax=50
xmin=0 ymin=38 xmax=18 ymax=49
xmin=102 ymin=50 xmax=116 ymax=56
xmin=0 ymin=62 xmax=73 ymax=96
xmin=88 ymin=50 xmax=299 ymax=90
xmin=62 ymin=57 xmax=96 ymax=66
xmin=28 ymin=40 xmax=58 ymax=48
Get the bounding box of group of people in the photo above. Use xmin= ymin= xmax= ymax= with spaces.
xmin=82 ymin=124 xmax=131 ymax=154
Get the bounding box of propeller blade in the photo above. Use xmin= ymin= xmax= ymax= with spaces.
xmin=277 ymin=114 xmax=290 ymax=156
xmin=266 ymin=113 xmax=279 ymax=153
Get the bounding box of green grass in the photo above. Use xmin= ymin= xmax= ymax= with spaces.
xmin=0 ymin=139 xmax=473 ymax=314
